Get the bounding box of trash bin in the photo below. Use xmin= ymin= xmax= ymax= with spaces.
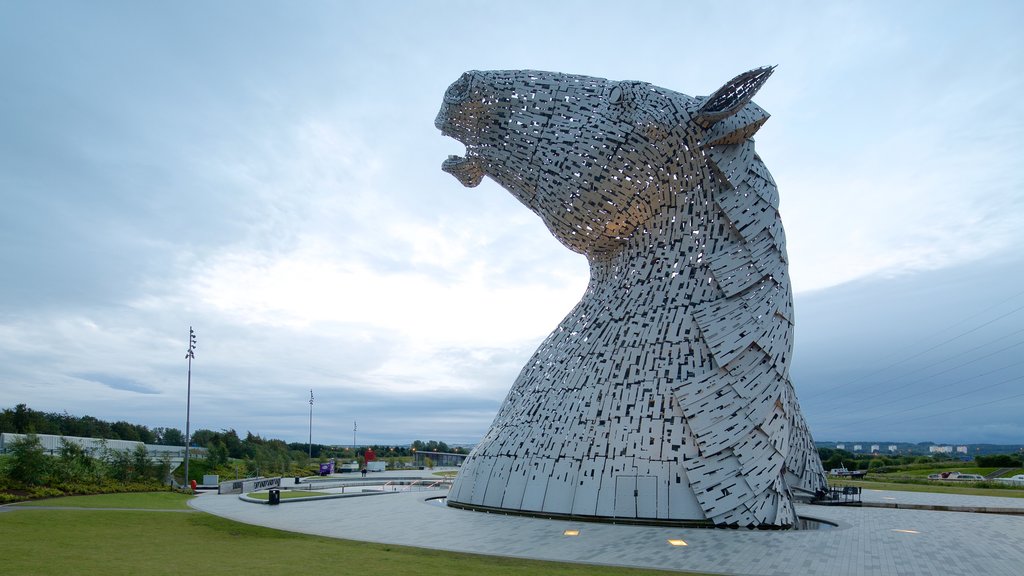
xmin=268 ymin=489 xmax=281 ymax=505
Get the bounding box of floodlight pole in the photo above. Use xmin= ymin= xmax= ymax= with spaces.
xmin=184 ymin=327 xmax=197 ymax=491
xmin=308 ymin=389 xmax=314 ymax=459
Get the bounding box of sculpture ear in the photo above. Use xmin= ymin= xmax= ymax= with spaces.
xmin=694 ymin=66 xmax=775 ymax=128
xmin=703 ymin=102 xmax=771 ymax=146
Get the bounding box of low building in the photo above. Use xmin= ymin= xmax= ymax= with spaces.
xmin=412 ymin=450 xmax=467 ymax=468
xmin=0 ymin=432 xmax=200 ymax=459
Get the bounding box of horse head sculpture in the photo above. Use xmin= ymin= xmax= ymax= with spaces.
xmin=437 ymin=67 xmax=825 ymax=528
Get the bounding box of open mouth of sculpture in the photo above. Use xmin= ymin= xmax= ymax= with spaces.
xmin=442 ymin=152 xmax=484 ymax=188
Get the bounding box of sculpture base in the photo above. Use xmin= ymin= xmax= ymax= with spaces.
xmin=442 ymin=498 xmax=812 ymax=530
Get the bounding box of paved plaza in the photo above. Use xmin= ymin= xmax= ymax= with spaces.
xmin=190 ymin=471 xmax=1024 ymax=576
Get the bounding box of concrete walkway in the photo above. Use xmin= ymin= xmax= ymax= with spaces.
xmin=859 ymin=486 xmax=1024 ymax=510
xmin=190 ymin=474 xmax=1024 ymax=576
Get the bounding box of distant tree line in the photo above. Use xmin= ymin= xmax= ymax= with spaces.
xmin=303 ymin=439 xmax=465 ymax=459
xmin=1 ymin=404 xmax=469 ymax=485
xmin=1 ymin=405 xmax=469 ymax=457
xmin=975 ymin=453 xmax=1023 ymax=467
xmin=816 ymin=447 xmax=957 ymax=471
xmin=816 ymin=446 xmax=1024 ymax=472
xmin=1 ymin=404 xmax=183 ymax=445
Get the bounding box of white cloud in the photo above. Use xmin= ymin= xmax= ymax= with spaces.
xmin=782 ymin=92 xmax=1024 ymax=293
xmin=189 ymin=237 xmax=584 ymax=347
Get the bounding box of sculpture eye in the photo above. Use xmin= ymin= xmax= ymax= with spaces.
xmin=444 ymin=74 xmax=472 ymax=104
xmin=608 ymin=85 xmax=623 ymax=104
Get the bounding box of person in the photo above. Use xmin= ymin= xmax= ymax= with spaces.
xmin=360 ymin=468 xmax=367 ymax=477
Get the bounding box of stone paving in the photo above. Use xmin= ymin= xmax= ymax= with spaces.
xmin=190 ymin=473 xmax=1024 ymax=576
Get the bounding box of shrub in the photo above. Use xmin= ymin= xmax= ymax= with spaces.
xmin=26 ymin=486 xmax=63 ymax=499
xmin=7 ymin=434 xmax=50 ymax=485
xmin=103 ymin=445 xmax=159 ymax=483
xmin=55 ymin=439 xmax=101 ymax=484
xmin=0 ymin=492 xmax=22 ymax=504
xmin=975 ymin=454 xmax=1023 ymax=468
xmin=206 ymin=441 xmax=229 ymax=468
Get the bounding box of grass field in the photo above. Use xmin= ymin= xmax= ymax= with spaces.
xmin=894 ymin=467 xmax=996 ymax=477
xmin=831 ymin=479 xmax=1024 ymax=498
xmin=13 ymin=492 xmax=192 ymax=509
xmin=889 ymin=467 xmax=1024 ymax=478
xmin=0 ymin=493 xmax=707 ymax=576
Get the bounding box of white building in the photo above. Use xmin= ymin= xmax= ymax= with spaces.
xmin=870 ymin=444 xmax=880 ymax=453
xmin=888 ymin=445 xmax=898 ymax=452
xmin=0 ymin=432 xmax=195 ymax=459
xmin=836 ymin=443 xmax=845 ymax=450
xmin=929 ymin=445 xmax=953 ymax=454
xmin=853 ymin=444 xmax=862 ymax=452
xmin=956 ymin=446 xmax=968 ymax=454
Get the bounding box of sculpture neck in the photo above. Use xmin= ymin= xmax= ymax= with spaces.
xmin=585 ymin=186 xmax=711 ymax=299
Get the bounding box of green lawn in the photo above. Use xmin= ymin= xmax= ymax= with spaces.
xmin=0 ymin=493 xmax=707 ymax=576
xmin=894 ymin=466 xmax=1002 ymax=478
xmin=833 ymin=479 xmax=1024 ymax=498
xmin=13 ymin=491 xmax=192 ymax=510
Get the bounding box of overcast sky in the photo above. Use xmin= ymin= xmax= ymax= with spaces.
xmin=2 ymin=1 xmax=1022 ymax=447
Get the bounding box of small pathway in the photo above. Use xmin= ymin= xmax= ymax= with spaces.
xmin=987 ymin=467 xmax=1015 ymax=480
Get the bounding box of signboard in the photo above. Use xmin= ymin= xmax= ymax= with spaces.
xmin=219 ymin=476 xmax=282 ymax=495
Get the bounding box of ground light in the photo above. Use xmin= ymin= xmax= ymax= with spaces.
xmin=667 ymin=539 xmax=688 ymax=546
xmin=562 ymin=529 xmax=580 ymax=536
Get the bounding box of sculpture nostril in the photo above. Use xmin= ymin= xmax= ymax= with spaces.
xmin=434 ymin=105 xmax=449 ymax=131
